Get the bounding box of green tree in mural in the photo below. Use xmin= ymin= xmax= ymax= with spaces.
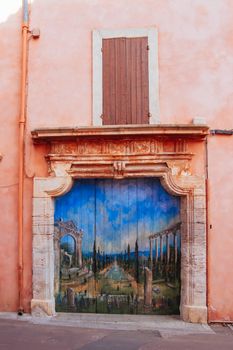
xmin=134 ymin=240 xmax=139 ymax=283
xmin=93 ymin=240 xmax=97 ymax=274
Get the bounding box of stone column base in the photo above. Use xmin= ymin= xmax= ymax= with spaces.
xmin=31 ymin=299 xmax=56 ymax=317
xmin=181 ymin=305 xmax=207 ymax=323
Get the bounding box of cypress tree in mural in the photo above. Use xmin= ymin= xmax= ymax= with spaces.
xmin=127 ymin=243 xmax=131 ymax=269
xmin=103 ymin=251 xmax=105 ymax=269
xmin=176 ymin=250 xmax=181 ymax=282
xmin=93 ymin=240 xmax=97 ymax=274
xmin=97 ymin=247 xmax=101 ymax=271
xmin=135 ymin=240 xmax=139 ymax=283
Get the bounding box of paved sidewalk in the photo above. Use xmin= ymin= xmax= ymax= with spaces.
xmin=0 ymin=313 xmax=232 ymax=350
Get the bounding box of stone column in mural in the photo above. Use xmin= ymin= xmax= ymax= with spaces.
xmin=76 ymin=232 xmax=83 ymax=268
xmin=149 ymin=238 xmax=153 ymax=269
xmin=144 ymin=267 xmax=152 ymax=307
xmin=160 ymin=235 xmax=163 ymax=262
xmin=166 ymin=233 xmax=170 ymax=264
xmin=156 ymin=237 xmax=159 ymax=262
xmin=54 ymin=231 xmax=61 ymax=296
xmin=67 ymin=287 xmax=75 ymax=311
xmin=174 ymin=232 xmax=177 ymax=264
xmin=165 ymin=233 xmax=170 ymax=282
xmin=174 ymin=231 xmax=178 ymax=281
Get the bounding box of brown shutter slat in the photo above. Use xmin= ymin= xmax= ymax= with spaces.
xmin=109 ymin=39 xmax=116 ymax=124
xmin=141 ymin=37 xmax=149 ymax=123
xmin=116 ymin=38 xmax=127 ymax=124
xmin=136 ymin=38 xmax=142 ymax=124
xmin=129 ymin=38 xmax=137 ymax=124
xmin=102 ymin=39 xmax=110 ymax=124
xmin=102 ymin=37 xmax=149 ymax=125
xmin=125 ymin=37 xmax=132 ymax=124
xmin=120 ymin=38 xmax=127 ymax=124
xmin=115 ymin=38 xmax=119 ymax=125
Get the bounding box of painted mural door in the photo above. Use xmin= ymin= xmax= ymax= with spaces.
xmin=55 ymin=178 xmax=181 ymax=315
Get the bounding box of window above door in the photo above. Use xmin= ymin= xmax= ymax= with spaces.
xmin=92 ymin=28 xmax=159 ymax=126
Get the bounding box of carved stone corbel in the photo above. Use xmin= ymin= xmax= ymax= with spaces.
xmin=113 ymin=161 xmax=126 ymax=178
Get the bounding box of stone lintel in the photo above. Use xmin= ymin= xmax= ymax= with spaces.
xmin=32 ymin=124 xmax=209 ymax=143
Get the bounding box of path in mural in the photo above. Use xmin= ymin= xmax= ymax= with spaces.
xmin=55 ymin=178 xmax=181 ymax=315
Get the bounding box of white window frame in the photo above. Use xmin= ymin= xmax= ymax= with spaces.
xmin=92 ymin=27 xmax=160 ymax=126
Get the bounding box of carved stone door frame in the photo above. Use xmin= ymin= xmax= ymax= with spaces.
xmin=31 ymin=125 xmax=208 ymax=323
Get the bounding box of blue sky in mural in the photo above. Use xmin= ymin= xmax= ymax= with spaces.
xmin=55 ymin=178 xmax=180 ymax=254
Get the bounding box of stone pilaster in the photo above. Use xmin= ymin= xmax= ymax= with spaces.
xmin=31 ymin=176 xmax=73 ymax=317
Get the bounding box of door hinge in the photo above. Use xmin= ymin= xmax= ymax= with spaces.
xmin=147 ymin=45 xmax=150 ymax=50
xmin=148 ymin=112 xmax=152 ymax=118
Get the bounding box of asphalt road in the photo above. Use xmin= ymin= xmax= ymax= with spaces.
xmin=0 ymin=319 xmax=233 ymax=350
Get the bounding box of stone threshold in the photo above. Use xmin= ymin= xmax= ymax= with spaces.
xmin=0 ymin=312 xmax=214 ymax=337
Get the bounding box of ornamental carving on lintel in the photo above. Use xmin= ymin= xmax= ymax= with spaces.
xmin=45 ymin=136 xmax=194 ymax=178
xmin=49 ymin=138 xmax=189 ymax=157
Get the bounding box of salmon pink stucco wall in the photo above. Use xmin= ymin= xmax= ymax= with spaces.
xmin=208 ymin=136 xmax=233 ymax=322
xmin=0 ymin=10 xmax=21 ymax=312
xmin=0 ymin=0 xmax=232 ymax=321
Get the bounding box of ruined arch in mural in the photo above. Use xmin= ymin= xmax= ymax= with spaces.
xmin=54 ymin=221 xmax=83 ymax=294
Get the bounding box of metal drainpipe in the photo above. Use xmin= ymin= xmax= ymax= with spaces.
xmin=205 ymin=136 xmax=209 ymax=322
xmin=18 ymin=0 xmax=29 ymax=315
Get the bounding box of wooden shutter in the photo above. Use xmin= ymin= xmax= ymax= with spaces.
xmin=102 ymin=37 xmax=149 ymax=125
